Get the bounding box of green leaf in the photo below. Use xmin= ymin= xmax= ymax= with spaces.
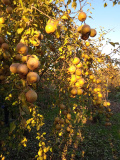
xmin=104 ymin=3 xmax=107 ymax=7
xmin=22 ymin=105 xmax=30 ymax=115
xmin=115 ymin=92 xmax=120 ymax=98
xmin=18 ymin=145 xmax=22 ymax=152
xmin=18 ymin=92 xmax=26 ymax=103
xmin=118 ymin=2 xmax=120 ymax=5
xmin=9 ymin=121 xmax=16 ymax=133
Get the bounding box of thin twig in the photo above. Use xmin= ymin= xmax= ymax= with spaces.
xmin=32 ymin=6 xmax=54 ymax=20
xmin=80 ymin=0 xmax=87 ymax=11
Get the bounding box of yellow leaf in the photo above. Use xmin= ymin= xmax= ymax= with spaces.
xmin=7 ymin=31 xmax=11 ymax=35
xmin=55 ymin=27 xmax=60 ymax=38
xmin=32 ymin=55 xmax=39 ymax=60
xmin=50 ymin=147 xmax=52 ymax=152
xmin=59 ymin=47 xmax=62 ymax=52
xmin=42 ymin=142 xmax=45 ymax=146
xmin=59 ymin=132 xmax=63 ymax=136
xmin=72 ymin=2 xmax=77 ymax=10
xmin=12 ymin=101 xmax=18 ymax=106
xmin=48 ymin=0 xmax=53 ymax=3
xmin=38 ymin=149 xmax=42 ymax=156
xmin=1 ymin=156 xmax=5 ymax=160
xmin=27 ymin=125 xmax=31 ymax=131
xmin=39 ymin=142 xmax=42 ymax=147
xmin=36 ymin=125 xmax=41 ymax=131
xmin=17 ymin=28 xmax=24 ymax=34
xmin=19 ymin=0 xmax=23 ymax=7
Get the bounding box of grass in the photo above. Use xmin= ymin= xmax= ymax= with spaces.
xmin=38 ymin=109 xmax=120 ymax=160
xmin=1 ymin=99 xmax=120 ymax=159
xmin=80 ymin=113 xmax=120 ymax=160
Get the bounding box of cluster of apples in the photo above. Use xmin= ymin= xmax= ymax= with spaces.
xmin=54 ymin=104 xmax=72 ymax=133
xmin=0 ymin=62 xmax=9 ymax=81
xmin=0 ymin=37 xmax=9 ymax=51
xmin=91 ymin=85 xmax=104 ymax=105
xmin=0 ymin=37 xmax=10 ymax=81
xmin=0 ymin=0 xmax=12 ymax=24
xmin=87 ymin=76 xmax=113 ymax=125
xmin=20 ymin=30 xmax=44 ymax=47
xmin=1 ymin=0 xmax=13 ymax=15
xmin=77 ymin=46 xmax=113 ymax=125
xmin=10 ymin=42 xmax=40 ymax=104
xmin=68 ymin=57 xmax=85 ymax=97
xmin=103 ymin=101 xmax=112 ymax=126
xmin=0 ymin=0 xmax=13 ymax=80
xmin=68 ymin=50 xmax=112 ymax=125
xmin=44 ymin=9 xmax=72 ymax=35
xmin=77 ymin=11 xmax=97 ymax=40
xmin=91 ymin=100 xmax=112 ymax=126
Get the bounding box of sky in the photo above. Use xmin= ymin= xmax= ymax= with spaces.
xmin=64 ymin=0 xmax=120 ymax=59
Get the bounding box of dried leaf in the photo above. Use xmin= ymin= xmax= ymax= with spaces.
xmin=109 ymin=42 xmax=115 ymax=47
xmin=104 ymin=3 xmax=107 ymax=7
xmin=115 ymin=42 xmax=119 ymax=45
xmin=72 ymin=2 xmax=77 ymax=10
xmin=88 ymin=16 xmax=93 ymax=19
xmin=67 ymin=0 xmax=71 ymax=5
xmin=113 ymin=1 xmax=117 ymax=6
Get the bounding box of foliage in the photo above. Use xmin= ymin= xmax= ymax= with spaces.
xmin=0 ymin=0 xmax=120 ymax=159
xmin=104 ymin=0 xmax=120 ymax=7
